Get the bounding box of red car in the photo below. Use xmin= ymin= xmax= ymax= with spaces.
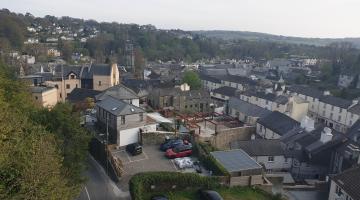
xmin=165 ymin=144 xmax=192 ymax=159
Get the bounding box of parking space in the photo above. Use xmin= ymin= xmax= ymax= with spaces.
xmin=115 ymin=144 xmax=178 ymax=191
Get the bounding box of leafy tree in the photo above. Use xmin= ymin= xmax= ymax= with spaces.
xmin=182 ymin=70 xmax=201 ymax=90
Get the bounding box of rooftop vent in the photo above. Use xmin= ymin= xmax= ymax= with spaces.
xmin=111 ymin=107 xmax=117 ymax=111
xmin=130 ymin=108 xmax=135 ymax=112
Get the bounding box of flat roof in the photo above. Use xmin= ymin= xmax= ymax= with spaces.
xmin=210 ymin=149 xmax=262 ymax=173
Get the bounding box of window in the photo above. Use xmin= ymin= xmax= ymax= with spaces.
xmin=121 ymin=116 xmax=125 ymax=124
xmin=338 ymin=115 xmax=342 ymax=121
xmin=330 ymin=113 xmax=333 ymax=120
xmin=331 ymin=106 xmax=334 ymax=111
xmin=70 ymin=74 xmax=75 ymax=79
xmin=284 ymin=157 xmax=288 ymax=163
xmin=139 ymin=113 xmax=143 ymax=121
xmin=35 ymin=96 xmax=38 ymax=100
xmin=323 ymin=103 xmax=326 ymax=108
xmin=98 ymin=81 xmax=102 ymax=86
xmin=76 ymin=84 xmax=78 ymax=88
xmin=54 ymin=84 xmax=58 ymax=89
xmin=268 ymin=156 xmax=274 ymax=162
xmin=266 ymin=100 xmax=269 ymax=105
xmin=66 ymin=84 xmax=70 ymax=89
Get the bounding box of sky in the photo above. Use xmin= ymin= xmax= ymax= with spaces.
xmin=2 ymin=0 xmax=360 ymax=38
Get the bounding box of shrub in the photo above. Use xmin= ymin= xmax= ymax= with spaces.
xmin=159 ymin=122 xmax=175 ymax=132
xmin=129 ymin=171 xmax=220 ymax=200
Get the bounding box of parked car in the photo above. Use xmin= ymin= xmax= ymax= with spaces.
xmin=126 ymin=143 xmax=142 ymax=156
xmin=193 ymin=161 xmax=202 ymax=173
xmin=198 ymin=189 xmax=224 ymax=200
xmin=151 ymin=195 xmax=168 ymax=200
xmin=165 ymin=144 xmax=192 ymax=159
xmin=160 ymin=139 xmax=189 ymax=151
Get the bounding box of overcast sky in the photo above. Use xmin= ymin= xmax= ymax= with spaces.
xmin=2 ymin=0 xmax=360 ymax=38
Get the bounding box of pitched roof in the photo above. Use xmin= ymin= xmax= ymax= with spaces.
xmin=348 ymin=104 xmax=360 ymax=115
xmin=211 ymin=149 xmax=262 ymax=172
xmin=228 ymin=97 xmax=271 ymax=118
xmin=346 ymin=120 xmax=360 ymax=144
xmin=96 ymin=96 xmax=145 ymax=116
xmin=230 ymin=139 xmax=285 ymax=156
xmin=319 ymin=95 xmax=352 ymax=109
xmin=212 ymin=86 xmax=237 ymax=97
xmin=217 ymin=75 xmax=257 ymax=85
xmin=95 ymin=84 xmax=139 ymax=101
xmin=66 ymin=88 xmax=101 ymax=103
xmin=242 ymin=91 xmax=288 ymax=105
xmin=54 ymin=65 xmax=82 ymax=78
xmin=258 ymin=111 xmax=300 ymax=136
xmin=287 ymin=85 xmax=322 ymax=99
xmin=199 ymin=74 xmax=222 ymax=84
xmin=81 ymin=64 xmax=112 ymax=79
xmin=332 ymin=166 xmax=360 ymax=200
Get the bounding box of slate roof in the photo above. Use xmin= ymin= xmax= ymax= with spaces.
xmin=66 ymin=88 xmax=101 ymax=103
xmin=346 ymin=120 xmax=360 ymax=143
xmin=199 ymin=74 xmax=222 ymax=84
xmin=348 ymin=104 xmax=360 ymax=115
xmin=258 ymin=111 xmax=300 ymax=136
xmin=81 ymin=64 xmax=112 ymax=79
xmin=95 ymin=84 xmax=139 ymax=101
xmin=287 ymin=85 xmax=322 ymax=99
xmin=212 ymin=86 xmax=237 ymax=97
xmin=30 ymin=86 xmax=56 ymax=93
xmin=319 ymin=95 xmax=352 ymax=109
xmin=54 ymin=65 xmax=82 ymax=78
xmin=332 ymin=166 xmax=360 ymax=200
xmin=230 ymin=139 xmax=285 ymax=156
xmin=242 ymin=91 xmax=288 ymax=105
xmin=217 ymin=75 xmax=257 ymax=85
xmin=211 ymin=149 xmax=262 ymax=173
xmin=228 ymin=97 xmax=271 ymax=118
xmin=96 ymin=96 xmax=145 ymax=116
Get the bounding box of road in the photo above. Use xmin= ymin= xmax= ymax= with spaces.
xmin=77 ymin=156 xmax=130 ymax=200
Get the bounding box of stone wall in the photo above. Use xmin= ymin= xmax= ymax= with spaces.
xmin=210 ymin=126 xmax=255 ymax=150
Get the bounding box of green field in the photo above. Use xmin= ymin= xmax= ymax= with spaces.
xmin=147 ymin=187 xmax=280 ymax=200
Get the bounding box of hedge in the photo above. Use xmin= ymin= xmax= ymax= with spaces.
xmin=194 ymin=142 xmax=230 ymax=176
xmin=159 ymin=122 xmax=175 ymax=132
xmin=129 ymin=171 xmax=220 ymax=200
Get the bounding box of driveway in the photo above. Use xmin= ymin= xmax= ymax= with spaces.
xmin=113 ymin=144 xmax=178 ymax=191
xmin=78 ymin=156 xmax=130 ymax=200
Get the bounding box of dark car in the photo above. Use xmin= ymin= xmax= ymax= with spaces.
xmin=198 ymin=189 xmax=224 ymax=200
xmin=160 ymin=139 xmax=188 ymax=151
xmin=165 ymin=144 xmax=192 ymax=159
xmin=126 ymin=143 xmax=142 ymax=156
xmin=151 ymin=195 xmax=168 ymax=200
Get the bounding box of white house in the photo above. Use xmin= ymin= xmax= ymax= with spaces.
xmin=96 ymin=96 xmax=156 ymax=147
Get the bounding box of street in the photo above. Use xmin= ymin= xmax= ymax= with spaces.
xmin=77 ymin=156 xmax=130 ymax=200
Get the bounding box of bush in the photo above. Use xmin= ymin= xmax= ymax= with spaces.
xmin=159 ymin=122 xmax=175 ymax=132
xmin=129 ymin=171 xmax=220 ymax=200
xmin=194 ymin=142 xmax=230 ymax=176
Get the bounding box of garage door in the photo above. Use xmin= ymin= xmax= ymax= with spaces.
xmin=119 ymin=127 xmax=139 ymax=147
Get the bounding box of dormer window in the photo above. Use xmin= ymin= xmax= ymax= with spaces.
xmin=70 ymin=74 xmax=75 ymax=79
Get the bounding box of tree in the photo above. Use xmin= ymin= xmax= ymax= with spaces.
xmin=134 ymin=47 xmax=145 ymax=79
xmin=182 ymin=71 xmax=201 ymax=90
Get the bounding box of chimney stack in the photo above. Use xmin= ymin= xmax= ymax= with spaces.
xmin=320 ymin=127 xmax=333 ymax=143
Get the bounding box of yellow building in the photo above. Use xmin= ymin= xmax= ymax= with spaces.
xmin=31 ymin=86 xmax=59 ymax=108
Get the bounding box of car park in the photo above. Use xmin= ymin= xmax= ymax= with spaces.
xmin=126 ymin=143 xmax=143 ymax=156
xmin=198 ymin=189 xmax=224 ymax=200
xmin=165 ymin=144 xmax=192 ymax=159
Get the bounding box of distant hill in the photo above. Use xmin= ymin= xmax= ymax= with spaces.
xmin=192 ymin=30 xmax=360 ymax=48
